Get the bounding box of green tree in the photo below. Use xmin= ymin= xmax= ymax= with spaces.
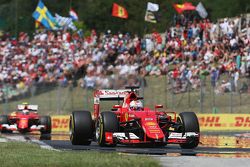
xmin=0 ymin=0 xmax=249 ymax=36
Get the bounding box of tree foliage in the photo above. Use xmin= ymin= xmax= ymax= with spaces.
xmin=0 ymin=0 xmax=249 ymax=36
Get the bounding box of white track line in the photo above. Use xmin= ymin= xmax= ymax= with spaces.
xmin=1 ymin=134 xmax=60 ymax=151
xmin=0 ymin=138 xmax=7 ymax=142
xmin=30 ymin=138 xmax=60 ymax=151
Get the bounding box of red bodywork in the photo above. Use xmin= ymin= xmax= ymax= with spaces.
xmin=94 ymin=89 xmax=199 ymax=146
xmin=0 ymin=110 xmax=45 ymax=134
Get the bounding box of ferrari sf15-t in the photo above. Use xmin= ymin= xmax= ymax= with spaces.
xmin=70 ymin=87 xmax=200 ymax=149
xmin=0 ymin=104 xmax=51 ymax=135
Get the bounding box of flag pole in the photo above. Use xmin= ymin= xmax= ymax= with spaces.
xmin=69 ymin=0 xmax=72 ymax=12
xmin=15 ymin=0 xmax=18 ymax=37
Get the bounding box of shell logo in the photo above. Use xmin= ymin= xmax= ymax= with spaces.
xmin=125 ymin=112 xmax=129 ymax=122
xmin=145 ymin=122 xmax=157 ymax=126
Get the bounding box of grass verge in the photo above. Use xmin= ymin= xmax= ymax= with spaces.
xmin=0 ymin=142 xmax=159 ymax=167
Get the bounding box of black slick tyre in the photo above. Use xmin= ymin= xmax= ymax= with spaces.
xmin=0 ymin=115 xmax=9 ymax=133
xmin=70 ymin=111 xmax=93 ymax=145
xmin=40 ymin=116 xmax=52 ymax=134
xmin=96 ymin=111 xmax=118 ymax=147
xmin=179 ymin=112 xmax=200 ymax=149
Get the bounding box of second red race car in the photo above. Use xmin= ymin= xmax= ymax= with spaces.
xmin=0 ymin=103 xmax=51 ymax=136
xmin=70 ymin=87 xmax=200 ymax=149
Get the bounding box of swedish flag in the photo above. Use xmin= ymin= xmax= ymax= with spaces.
xmin=32 ymin=0 xmax=56 ymax=30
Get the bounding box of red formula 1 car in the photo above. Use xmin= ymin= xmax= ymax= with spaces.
xmin=0 ymin=104 xmax=51 ymax=135
xmin=70 ymin=87 xmax=200 ymax=148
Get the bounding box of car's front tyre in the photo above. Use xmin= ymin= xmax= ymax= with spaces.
xmin=96 ymin=111 xmax=118 ymax=147
xmin=178 ymin=112 xmax=200 ymax=149
xmin=40 ymin=116 xmax=52 ymax=135
xmin=0 ymin=115 xmax=11 ymax=133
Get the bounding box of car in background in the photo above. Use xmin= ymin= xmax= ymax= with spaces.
xmin=0 ymin=103 xmax=51 ymax=136
xmin=70 ymin=87 xmax=200 ymax=149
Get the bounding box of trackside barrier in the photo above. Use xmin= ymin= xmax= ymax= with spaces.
xmin=52 ymin=115 xmax=70 ymax=132
xmin=51 ymin=114 xmax=250 ymax=132
xmin=197 ymin=114 xmax=250 ymax=131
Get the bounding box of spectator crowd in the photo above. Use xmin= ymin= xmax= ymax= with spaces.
xmin=0 ymin=15 xmax=250 ymax=101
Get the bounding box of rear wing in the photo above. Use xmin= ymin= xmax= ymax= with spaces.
xmin=94 ymin=89 xmax=131 ymax=101
xmin=93 ymin=88 xmax=143 ymax=120
xmin=17 ymin=105 xmax=38 ymax=111
xmin=94 ymin=89 xmax=143 ymax=101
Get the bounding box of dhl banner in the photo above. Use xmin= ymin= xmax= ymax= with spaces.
xmin=52 ymin=115 xmax=70 ymax=132
xmin=52 ymin=114 xmax=250 ymax=132
xmin=197 ymin=114 xmax=250 ymax=131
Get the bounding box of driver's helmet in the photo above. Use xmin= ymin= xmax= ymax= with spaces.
xmin=22 ymin=109 xmax=29 ymax=115
xmin=22 ymin=102 xmax=29 ymax=114
xmin=129 ymin=100 xmax=143 ymax=111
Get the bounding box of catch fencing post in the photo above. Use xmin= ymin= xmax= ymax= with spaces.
xmin=56 ymin=84 xmax=62 ymax=114
xmin=170 ymin=77 xmax=175 ymax=110
xmin=3 ymin=83 xmax=9 ymax=114
xmin=199 ymin=78 xmax=204 ymax=113
xmin=188 ymin=82 xmax=191 ymax=108
xmin=141 ymin=77 xmax=145 ymax=106
xmin=230 ymin=76 xmax=234 ymax=113
xmin=164 ymin=74 xmax=167 ymax=108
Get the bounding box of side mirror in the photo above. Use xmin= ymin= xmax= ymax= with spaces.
xmin=113 ymin=105 xmax=122 ymax=109
xmin=155 ymin=105 xmax=163 ymax=109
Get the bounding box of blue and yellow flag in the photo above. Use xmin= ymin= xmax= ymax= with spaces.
xmin=32 ymin=0 xmax=57 ymax=30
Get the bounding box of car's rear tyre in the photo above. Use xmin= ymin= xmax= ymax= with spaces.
xmin=40 ymin=116 xmax=52 ymax=134
xmin=178 ymin=112 xmax=200 ymax=149
xmin=96 ymin=111 xmax=118 ymax=147
xmin=0 ymin=115 xmax=10 ymax=133
xmin=70 ymin=111 xmax=93 ymax=145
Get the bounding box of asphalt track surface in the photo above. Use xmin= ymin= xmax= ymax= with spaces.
xmin=41 ymin=139 xmax=250 ymax=155
xmin=2 ymin=132 xmax=250 ymax=167
xmin=3 ymin=132 xmax=250 ymax=155
xmin=39 ymin=132 xmax=250 ymax=155
xmin=40 ymin=133 xmax=250 ymax=167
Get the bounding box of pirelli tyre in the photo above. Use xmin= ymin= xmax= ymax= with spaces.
xmin=0 ymin=115 xmax=10 ymax=133
xmin=40 ymin=116 xmax=52 ymax=134
xmin=96 ymin=111 xmax=119 ymax=147
xmin=70 ymin=111 xmax=93 ymax=145
xmin=178 ymin=112 xmax=200 ymax=149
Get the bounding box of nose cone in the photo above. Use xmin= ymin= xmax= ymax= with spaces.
xmin=18 ymin=119 xmax=29 ymax=129
xmin=142 ymin=119 xmax=165 ymax=140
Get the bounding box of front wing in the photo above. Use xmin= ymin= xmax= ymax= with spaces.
xmin=0 ymin=124 xmax=45 ymax=132
xmin=105 ymin=132 xmax=199 ymax=145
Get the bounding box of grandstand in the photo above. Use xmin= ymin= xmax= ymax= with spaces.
xmin=0 ymin=13 xmax=249 ymax=114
